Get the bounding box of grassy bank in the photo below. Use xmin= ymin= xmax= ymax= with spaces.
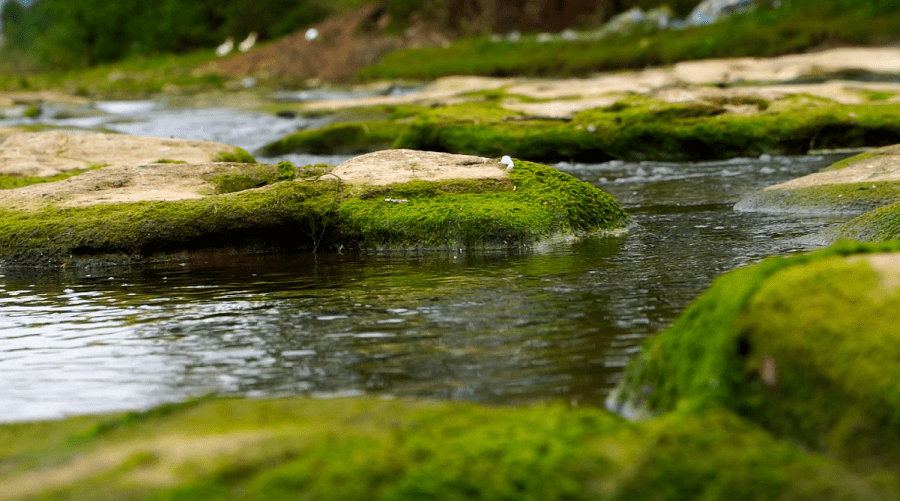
xmin=361 ymin=0 xmax=900 ymax=80
xmin=0 ymin=396 xmax=895 ymax=500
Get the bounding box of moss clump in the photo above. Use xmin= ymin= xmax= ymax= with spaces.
xmin=0 ymin=157 xmax=627 ymax=267
xmin=260 ymin=122 xmax=406 ymax=156
xmin=155 ymin=158 xmax=187 ymax=164
xmin=211 ymin=147 xmax=256 ymax=164
xmin=610 ymin=241 xmax=900 ymax=474
xmin=336 ymin=159 xmax=627 ymax=250
xmin=207 ymin=163 xmax=296 ymax=194
xmin=0 ymin=397 xmax=893 ymax=501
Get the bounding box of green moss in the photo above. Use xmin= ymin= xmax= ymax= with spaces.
xmin=834 ymin=201 xmax=900 ymax=242
xmin=0 ymin=158 xmax=626 ymax=267
xmin=736 ymin=182 xmax=900 ymax=215
xmin=611 ymin=241 xmax=900 ymax=474
xmin=207 ymin=163 xmax=296 ymax=194
xmin=336 ymin=159 xmax=627 ymax=250
xmin=822 ymin=149 xmax=886 ymax=171
xmin=155 ymin=158 xmax=188 ymax=164
xmin=0 ymin=165 xmax=104 ymax=190
xmin=0 ymin=397 xmax=893 ymax=501
xmin=269 ymin=98 xmax=900 ymax=163
xmin=22 ymin=105 xmax=41 ymax=118
xmin=211 ymin=148 xmax=256 ymax=164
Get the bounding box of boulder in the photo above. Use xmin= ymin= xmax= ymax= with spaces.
xmin=735 ymin=145 xmax=900 ymax=216
xmin=608 ymin=242 xmax=900 ymax=478
xmin=0 ymin=133 xmax=628 ymax=267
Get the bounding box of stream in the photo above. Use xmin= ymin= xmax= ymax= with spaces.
xmin=0 ymin=100 xmax=853 ymax=423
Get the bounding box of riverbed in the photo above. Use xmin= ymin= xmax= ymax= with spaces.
xmin=0 ymin=101 xmax=852 ymax=423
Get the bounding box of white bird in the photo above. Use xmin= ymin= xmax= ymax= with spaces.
xmin=215 ymin=37 xmax=234 ymax=57
xmin=238 ymin=32 xmax=258 ymax=52
xmin=501 ymin=155 xmax=514 ymax=170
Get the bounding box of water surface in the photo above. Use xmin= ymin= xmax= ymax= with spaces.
xmin=0 ymin=150 xmax=851 ymax=423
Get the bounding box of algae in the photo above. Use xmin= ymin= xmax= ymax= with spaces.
xmin=610 ymin=241 xmax=900 ymax=475
xmin=0 ymin=396 xmax=894 ymax=501
xmin=0 ymin=158 xmax=627 ymax=268
xmin=264 ymin=98 xmax=900 ymax=163
xmin=211 ymin=147 xmax=256 ymax=164
xmin=833 ymin=201 xmax=900 ymax=242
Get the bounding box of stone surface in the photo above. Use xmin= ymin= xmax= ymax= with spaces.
xmin=331 ymin=149 xmax=510 ymax=185
xmin=0 ymin=131 xmax=241 ymax=178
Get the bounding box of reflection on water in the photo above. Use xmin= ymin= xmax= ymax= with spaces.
xmin=0 ymin=154 xmax=852 ymax=423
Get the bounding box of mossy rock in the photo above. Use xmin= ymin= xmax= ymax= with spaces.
xmin=0 ymin=396 xmax=894 ymax=500
xmin=263 ymin=98 xmax=900 ymax=163
xmin=833 ymin=201 xmax=900 ymax=242
xmin=0 ymin=154 xmax=628 ymax=268
xmin=609 ymin=242 xmax=900 ymax=476
xmin=736 ymin=144 xmax=900 ymax=216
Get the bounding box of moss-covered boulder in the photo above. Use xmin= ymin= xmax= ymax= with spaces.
xmin=0 ymin=396 xmax=895 ymax=500
xmin=264 ymin=96 xmax=900 ymax=163
xmin=608 ymin=242 xmax=900 ymax=476
xmin=735 ymin=144 xmax=900 ymax=216
xmin=0 ymin=136 xmax=627 ymax=268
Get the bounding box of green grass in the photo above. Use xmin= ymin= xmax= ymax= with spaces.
xmin=360 ymin=0 xmax=900 ymax=80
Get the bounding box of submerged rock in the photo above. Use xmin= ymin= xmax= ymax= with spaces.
xmin=0 ymin=133 xmax=628 ymax=268
xmin=609 ymin=242 xmax=900 ymax=479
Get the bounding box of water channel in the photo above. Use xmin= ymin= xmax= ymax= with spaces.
xmin=0 ymin=100 xmax=853 ymax=423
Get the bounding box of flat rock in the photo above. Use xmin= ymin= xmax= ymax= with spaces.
xmin=0 ymin=131 xmax=242 ymax=178
xmin=331 ymin=149 xmax=510 ymax=185
xmin=768 ymin=145 xmax=900 ymax=191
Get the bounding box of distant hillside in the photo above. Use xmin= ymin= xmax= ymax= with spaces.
xmin=0 ymin=0 xmax=689 ymax=70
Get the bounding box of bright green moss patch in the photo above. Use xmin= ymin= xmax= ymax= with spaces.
xmin=211 ymin=147 xmax=256 ymax=164
xmin=337 ymin=159 xmax=627 ymax=250
xmin=0 ymin=397 xmax=894 ymax=501
xmin=260 ymin=122 xmax=408 ymax=156
xmin=206 ymin=163 xmax=296 ymax=194
xmin=155 ymin=158 xmax=187 ymax=164
xmin=0 ymin=158 xmax=626 ymax=267
xmin=610 ymin=241 xmax=900 ymax=474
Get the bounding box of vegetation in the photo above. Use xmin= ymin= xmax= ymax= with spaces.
xmin=609 ymin=241 xmax=900 ymax=474
xmin=0 ymin=396 xmax=895 ymax=501
xmin=362 ymin=0 xmax=900 ymax=80
xmin=0 ymin=158 xmax=627 ymax=266
xmin=263 ymin=96 xmax=900 ymax=163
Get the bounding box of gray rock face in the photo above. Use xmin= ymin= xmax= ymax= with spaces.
xmin=687 ymin=0 xmax=757 ymax=26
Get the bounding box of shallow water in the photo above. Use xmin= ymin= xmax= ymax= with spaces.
xmin=0 ymin=129 xmax=851 ymax=422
